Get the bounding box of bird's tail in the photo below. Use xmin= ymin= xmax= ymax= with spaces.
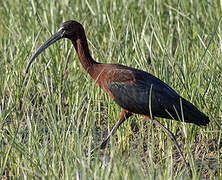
xmin=178 ymin=98 xmax=210 ymax=126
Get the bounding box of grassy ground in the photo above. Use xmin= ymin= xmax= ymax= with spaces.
xmin=0 ymin=0 xmax=221 ymax=179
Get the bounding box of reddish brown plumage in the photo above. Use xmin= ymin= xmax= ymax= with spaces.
xmin=26 ymin=20 xmax=209 ymax=159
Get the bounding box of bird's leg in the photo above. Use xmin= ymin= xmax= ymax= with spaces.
xmin=100 ymin=109 xmax=132 ymax=149
xmin=151 ymin=118 xmax=191 ymax=175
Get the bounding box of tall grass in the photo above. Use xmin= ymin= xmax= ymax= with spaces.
xmin=0 ymin=0 xmax=221 ymax=179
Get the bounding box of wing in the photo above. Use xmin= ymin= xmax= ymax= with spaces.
xmin=104 ymin=65 xmax=209 ymax=125
xmin=106 ymin=66 xmax=181 ymax=118
xmin=108 ymin=80 xmax=179 ymax=119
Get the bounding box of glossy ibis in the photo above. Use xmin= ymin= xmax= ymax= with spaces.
xmin=26 ymin=20 xmax=209 ymax=169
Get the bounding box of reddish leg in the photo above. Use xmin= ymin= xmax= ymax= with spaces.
xmin=100 ymin=109 xmax=132 ymax=149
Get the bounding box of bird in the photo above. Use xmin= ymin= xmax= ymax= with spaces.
xmin=26 ymin=20 xmax=209 ymax=169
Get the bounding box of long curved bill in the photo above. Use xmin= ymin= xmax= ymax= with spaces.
xmin=25 ymin=28 xmax=65 ymax=73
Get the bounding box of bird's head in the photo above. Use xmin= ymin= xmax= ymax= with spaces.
xmin=60 ymin=20 xmax=85 ymax=39
xmin=25 ymin=20 xmax=84 ymax=73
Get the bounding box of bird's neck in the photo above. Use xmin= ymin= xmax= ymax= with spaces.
xmin=72 ymin=34 xmax=98 ymax=76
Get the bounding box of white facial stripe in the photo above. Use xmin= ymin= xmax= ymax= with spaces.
xmin=57 ymin=27 xmax=65 ymax=37
xmin=58 ymin=27 xmax=64 ymax=32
